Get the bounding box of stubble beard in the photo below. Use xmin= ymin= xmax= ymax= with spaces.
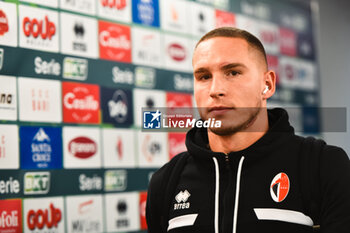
xmin=207 ymin=105 xmax=262 ymax=136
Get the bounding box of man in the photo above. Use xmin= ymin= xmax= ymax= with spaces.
xmin=146 ymin=27 xmax=350 ymax=233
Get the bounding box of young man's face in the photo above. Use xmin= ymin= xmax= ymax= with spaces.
xmin=192 ymin=37 xmax=270 ymax=135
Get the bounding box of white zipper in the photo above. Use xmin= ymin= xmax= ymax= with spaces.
xmin=233 ymin=156 xmax=245 ymax=233
xmin=212 ymin=156 xmax=245 ymax=233
xmin=212 ymin=157 xmax=220 ymax=233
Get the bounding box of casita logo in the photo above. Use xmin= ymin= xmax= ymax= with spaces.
xmin=23 ymin=15 xmax=56 ymax=40
xmin=99 ymin=21 xmax=131 ymax=63
xmin=69 ymin=137 xmax=97 ymax=159
xmin=63 ymin=82 xmax=100 ymax=124
xmin=168 ymin=43 xmax=186 ymax=61
xmin=27 ymin=203 xmax=61 ymax=230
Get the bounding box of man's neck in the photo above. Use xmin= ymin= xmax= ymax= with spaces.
xmin=208 ymin=110 xmax=269 ymax=154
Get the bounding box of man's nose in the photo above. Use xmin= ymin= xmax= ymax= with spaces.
xmin=209 ymin=75 xmax=226 ymax=98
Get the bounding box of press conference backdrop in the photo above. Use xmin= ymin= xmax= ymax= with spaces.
xmin=0 ymin=0 xmax=318 ymax=232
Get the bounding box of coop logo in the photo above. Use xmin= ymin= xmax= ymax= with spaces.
xmin=99 ymin=21 xmax=131 ymax=62
xmin=112 ymin=66 xmax=134 ymax=84
xmin=105 ymin=170 xmax=127 ymax=191
xmin=0 ymin=199 xmax=22 ymax=232
xmin=270 ymin=172 xmax=290 ymax=202
xmin=27 ymin=203 xmax=62 ymax=230
xmin=0 ymin=10 xmax=9 ymax=36
xmin=63 ymin=82 xmax=100 ymax=124
xmin=101 ymin=0 xmax=127 ymax=9
xmin=24 ymin=172 xmax=50 ymax=195
xmin=168 ymin=43 xmax=186 ymax=62
xmin=19 ymin=5 xmax=59 ymax=52
xmin=108 ymin=90 xmax=128 ymax=123
xmin=143 ymin=110 xmax=161 ymax=129
xmin=69 ymin=137 xmax=97 ymax=159
xmin=63 ymin=57 xmax=88 ymax=81
xmin=22 ymin=15 xmax=56 ymax=40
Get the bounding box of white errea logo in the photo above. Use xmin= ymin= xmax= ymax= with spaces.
xmin=174 ymin=190 xmax=191 ymax=210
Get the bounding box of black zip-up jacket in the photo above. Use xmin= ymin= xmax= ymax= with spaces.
xmin=146 ymin=108 xmax=350 ymax=233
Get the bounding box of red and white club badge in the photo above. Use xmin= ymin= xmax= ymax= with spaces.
xmin=270 ymin=172 xmax=290 ymax=202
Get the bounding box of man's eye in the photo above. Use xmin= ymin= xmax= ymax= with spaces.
xmin=227 ymin=70 xmax=240 ymax=76
xmin=199 ymin=75 xmax=211 ymax=80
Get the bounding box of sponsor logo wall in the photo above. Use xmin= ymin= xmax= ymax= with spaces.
xmin=0 ymin=0 xmax=319 ymax=232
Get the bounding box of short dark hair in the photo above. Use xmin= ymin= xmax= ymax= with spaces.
xmin=195 ymin=27 xmax=268 ymax=69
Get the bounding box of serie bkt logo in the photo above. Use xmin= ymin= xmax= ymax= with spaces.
xmin=24 ymin=172 xmax=50 ymax=195
xmin=63 ymin=57 xmax=88 ymax=81
xmin=143 ymin=110 xmax=161 ymax=129
xmin=105 ymin=170 xmax=127 ymax=191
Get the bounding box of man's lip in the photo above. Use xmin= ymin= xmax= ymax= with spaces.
xmin=208 ymin=106 xmax=233 ymax=112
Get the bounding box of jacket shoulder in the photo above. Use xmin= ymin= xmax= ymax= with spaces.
xmin=149 ymin=152 xmax=189 ymax=190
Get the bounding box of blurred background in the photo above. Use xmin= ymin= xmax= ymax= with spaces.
xmin=0 ymin=0 xmax=349 ymax=232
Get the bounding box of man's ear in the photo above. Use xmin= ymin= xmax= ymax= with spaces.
xmin=262 ymin=70 xmax=276 ymax=99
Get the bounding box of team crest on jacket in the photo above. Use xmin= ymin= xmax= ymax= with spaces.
xmin=270 ymin=172 xmax=290 ymax=202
